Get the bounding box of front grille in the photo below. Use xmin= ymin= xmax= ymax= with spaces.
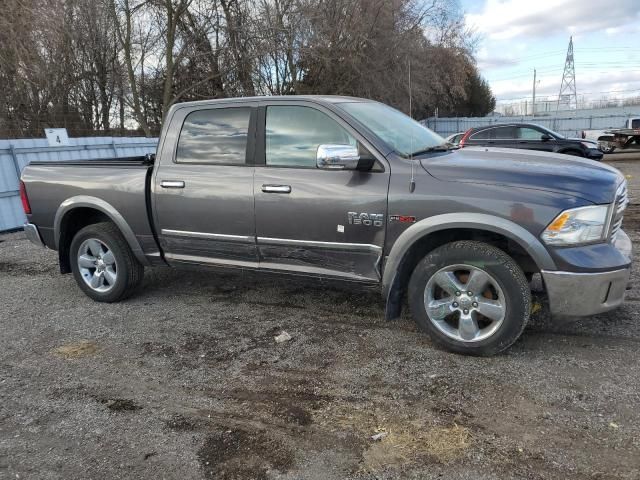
xmin=610 ymin=182 xmax=629 ymax=240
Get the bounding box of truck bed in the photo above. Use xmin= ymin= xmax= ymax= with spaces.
xmin=21 ymin=155 xmax=158 ymax=257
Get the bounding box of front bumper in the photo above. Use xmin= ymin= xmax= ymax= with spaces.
xmin=541 ymin=230 xmax=632 ymax=317
xmin=24 ymin=223 xmax=45 ymax=248
xmin=586 ymin=148 xmax=604 ymax=161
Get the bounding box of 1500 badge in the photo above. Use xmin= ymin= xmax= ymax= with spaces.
xmin=348 ymin=212 xmax=384 ymax=227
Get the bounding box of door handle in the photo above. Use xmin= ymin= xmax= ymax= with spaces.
xmin=161 ymin=180 xmax=185 ymax=188
xmin=262 ymin=184 xmax=291 ymax=194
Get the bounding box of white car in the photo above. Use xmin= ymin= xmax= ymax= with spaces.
xmin=445 ymin=132 xmax=465 ymax=146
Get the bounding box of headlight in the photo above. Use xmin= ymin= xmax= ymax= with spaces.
xmin=581 ymin=141 xmax=597 ymax=149
xmin=541 ymin=205 xmax=609 ymax=245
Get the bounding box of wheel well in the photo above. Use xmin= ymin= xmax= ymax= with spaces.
xmin=385 ymin=228 xmax=539 ymax=319
xmin=58 ymin=208 xmax=111 ymax=273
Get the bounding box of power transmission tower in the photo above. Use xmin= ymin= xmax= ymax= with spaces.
xmin=556 ymin=36 xmax=578 ymax=112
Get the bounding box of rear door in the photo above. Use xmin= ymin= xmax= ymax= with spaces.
xmin=253 ymin=102 xmax=390 ymax=282
xmin=153 ymin=103 xmax=258 ymax=267
xmin=490 ymin=125 xmax=518 ymax=149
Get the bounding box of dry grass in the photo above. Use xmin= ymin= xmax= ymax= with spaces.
xmin=52 ymin=340 xmax=99 ymax=358
xmin=422 ymin=423 xmax=471 ymax=461
xmin=317 ymin=404 xmax=472 ymax=471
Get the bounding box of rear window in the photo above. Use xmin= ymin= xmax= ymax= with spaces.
xmin=632 ymin=119 xmax=640 ymax=129
xmin=176 ymin=107 xmax=251 ymax=165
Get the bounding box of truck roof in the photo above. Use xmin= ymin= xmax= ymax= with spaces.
xmin=171 ymin=95 xmax=374 ymax=109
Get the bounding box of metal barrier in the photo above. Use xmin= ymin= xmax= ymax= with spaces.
xmin=0 ymin=137 xmax=158 ymax=232
xmin=421 ymin=113 xmax=640 ymax=138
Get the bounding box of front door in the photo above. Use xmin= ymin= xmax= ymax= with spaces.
xmin=516 ymin=126 xmax=555 ymax=152
xmin=253 ymin=103 xmax=390 ymax=282
xmin=154 ymin=104 xmax=258 ymax=267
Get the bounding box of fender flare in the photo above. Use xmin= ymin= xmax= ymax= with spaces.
xmin=381 ymin=213 xmax=556 ymax=302
xmin=53 ymin=195 xmax=149 ymax=266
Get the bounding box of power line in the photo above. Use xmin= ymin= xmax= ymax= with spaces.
xmin=479 ymin=47 xmax=638 ymax=70
xmin=495 ymin=88 xmax=640 ymax=103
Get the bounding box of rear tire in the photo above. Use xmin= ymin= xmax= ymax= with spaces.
xmin=70 ymin=222 xmax=144 ymax=302
xmin=408 ymin=241 xmax=530 ymax=356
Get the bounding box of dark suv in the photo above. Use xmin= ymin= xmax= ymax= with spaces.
xmin=460 ymin=123 xmax=603 ymax=160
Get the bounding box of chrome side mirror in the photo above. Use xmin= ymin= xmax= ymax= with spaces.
xmin=316 ymin=144 xmax=360 ymax=170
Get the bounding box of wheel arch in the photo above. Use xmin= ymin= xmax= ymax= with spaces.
xmin=54 ymin=196 xmax=149 ymax=273
xmin=381 ymin=213 xmax=556 ymax=320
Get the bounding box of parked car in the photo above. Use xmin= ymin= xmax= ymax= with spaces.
xmin=445 ymin=132 xmax=465 ymax=146
xmin=459 ymin=123 xmax=603 ymax=160
xmin=582 ymin=117 xmax=640 ymax=153
xmin=21 ymin=96 xmax=631 ymax=356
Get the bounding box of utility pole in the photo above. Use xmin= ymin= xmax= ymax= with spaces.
xmin=532 ymin=69 xmax=536 ymax=117
xmin=556 ymin=36 xmax=578 ymax=113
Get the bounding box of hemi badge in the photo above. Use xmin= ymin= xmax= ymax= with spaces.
xmin=390 ymin=215 xmax=416 ymax=223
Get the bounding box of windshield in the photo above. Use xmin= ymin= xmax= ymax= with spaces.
xmin=537 ymin=124 xmax=565 ymax=139
xmin=338 ymin=101 xmax=446 ymax=157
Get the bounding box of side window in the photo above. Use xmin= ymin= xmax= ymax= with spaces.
xmin=470 ymin=128 xmax=491 ymax=140
xmin=176 ymin=107 xmax=251 ymax=165
xmin=266 ymin=106 xmax=356 ymax=167
xmin=492 ymin=126 xmax=517 ymax=139
xmin=631 ymin=119 xmax=640 ymax=129
xmin=517 ymin=127 xmax=543 ymax=140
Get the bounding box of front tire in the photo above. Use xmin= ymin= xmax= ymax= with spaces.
xmin=70 ymin=222 xmax=144 ymax=302
xmin=408 ymin=241 xmax=531 ymax=356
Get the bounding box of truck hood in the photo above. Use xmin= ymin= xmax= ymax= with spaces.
xmin=421 ymin=147 xmax=622 ymax=204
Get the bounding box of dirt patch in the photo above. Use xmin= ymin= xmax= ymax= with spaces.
xmin=0 ymin=261 xmax=57 ymax=276
xmin=197 ymin=429 xmax=293 ymax=480
xmin=3 ymin=175 xmax=640 ymax=479
xmin=274 ymin=404 xmax=313 ymax=426
xmin=52 ymin=341 xmax=99 ymax=358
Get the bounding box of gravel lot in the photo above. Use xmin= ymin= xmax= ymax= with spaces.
xmin=2 ymin=158 xmax=640 ymax=479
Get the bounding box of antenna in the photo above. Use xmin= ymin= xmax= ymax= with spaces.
xmin=556 ymin=36 xmax=578 ymax=113
xmin=408 ymin=58 xmax=416 ymax=193
xmin=532 ymin=68 xmax=536 ymax=117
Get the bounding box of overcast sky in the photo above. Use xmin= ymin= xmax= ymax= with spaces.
xmin=460 ymin=0 xmax=640 ymax=104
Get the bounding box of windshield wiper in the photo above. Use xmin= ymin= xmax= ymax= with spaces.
xmin=408 ymin=143 xmax=453 ymax=157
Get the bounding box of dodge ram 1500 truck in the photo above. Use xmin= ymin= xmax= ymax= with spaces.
xmin=20 ymin=96 xmax=633 ymax=356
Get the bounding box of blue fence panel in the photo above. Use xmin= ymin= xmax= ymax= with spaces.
xmin=0 ymin=136 xmax=158 ymax=232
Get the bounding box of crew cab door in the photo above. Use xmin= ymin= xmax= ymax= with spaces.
xmin=153 ymin=103 xmax=258 ymax=267
xmin=253 ymin=102 xmax=390 ymax=282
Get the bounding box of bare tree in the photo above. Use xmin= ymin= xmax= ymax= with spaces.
xmin=1 ymin=0 xmax=492 ymax=138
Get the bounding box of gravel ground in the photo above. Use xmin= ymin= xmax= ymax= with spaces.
xmin=2 ymin=159 xmax=640 ymax=479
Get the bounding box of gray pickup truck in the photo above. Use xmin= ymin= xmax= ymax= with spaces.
xmin=20 ymin=96 xmax=632 ymax=355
